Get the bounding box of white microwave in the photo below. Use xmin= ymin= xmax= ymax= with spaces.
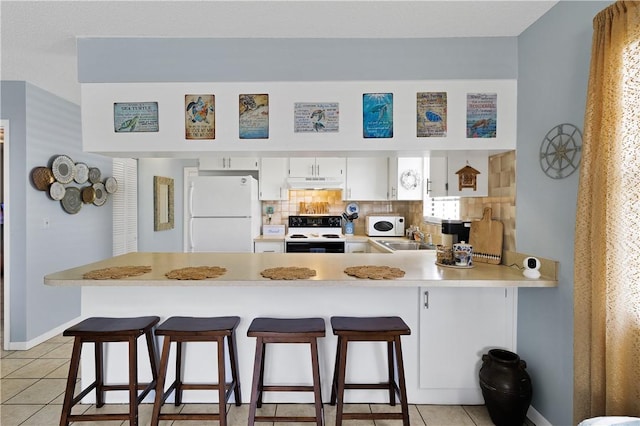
xmin=366 ymin=216 xmax=405 ymax=237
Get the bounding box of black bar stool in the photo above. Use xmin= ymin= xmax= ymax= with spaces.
xmin=150 ymin=316 xmax=241 ymax=426
xmin=247 ymin=317 xmax=325 ymax=425
xmin=59 ymin=316 xmax=160 ymax=426
xmin=329 ymin=316 xmax=411 ymax=426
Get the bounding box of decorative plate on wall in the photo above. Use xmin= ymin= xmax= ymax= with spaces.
xmin=93 ymin=182 xmax=107 ymax=206
xmin=49 ymin=181 xmax=66 ymax=200
xmin=104 ymin=177 xmax=118 ymax=194
xmin=61 ymin=187 xmax=82 ymax=214
xmin=52 ymin=155 xmax=76 ymax=184
xmin=74 ymin=163 xmax=89 ymax=184
xmin=88 ymin=167 xmax=101 ymax=184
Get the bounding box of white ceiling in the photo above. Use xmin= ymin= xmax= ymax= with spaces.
xmin=0 ymin=1 xmax=558 ymax=104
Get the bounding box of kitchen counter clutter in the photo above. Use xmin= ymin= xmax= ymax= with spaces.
xmin=44 ymin=249 xmax=556 ymax=287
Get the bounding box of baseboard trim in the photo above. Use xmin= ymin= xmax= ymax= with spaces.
xmin=527 ymin=406 xmax=553 ymax=426
xmin=6 ymin=316 xmax=81 ymax=350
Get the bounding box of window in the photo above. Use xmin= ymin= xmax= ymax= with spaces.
xmin=424 ymin=196 xmax=460 ymax=221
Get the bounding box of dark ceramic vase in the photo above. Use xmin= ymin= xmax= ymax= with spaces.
xmin=479 ymin=349 xmax=532 ymax=426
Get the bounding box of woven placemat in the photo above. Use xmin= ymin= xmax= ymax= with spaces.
xmin=83 ymin=265 xmax=152 ymax=280
xmin=261 ymin=266 xmax=317 ymax=280
xmin=344 ymin=265 xmax=406 ymax=280
xmin=165 ymin=266 xmax=227 ymax=280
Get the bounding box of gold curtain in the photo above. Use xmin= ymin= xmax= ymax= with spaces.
xmin=574 ymin=1 xmax=640 ymax=423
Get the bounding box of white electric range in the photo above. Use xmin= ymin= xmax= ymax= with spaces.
xmin=285 ymin=215 xmax=346 ymax=253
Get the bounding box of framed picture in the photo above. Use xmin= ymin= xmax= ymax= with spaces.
xmin=153 ymin=176 xmax=174 ymax=231
xmin=294 ymin=102 xmax=339 ymax=133
xmin=185 ymin=94 xmax=215 ymax=140
xmin=239 ymin=94 xmax=269 ymax=139
xmin=417 ymin=92 xmax=447 ymax=137
xmin=466 ymin=93 xmax=497 ymax=138
xmin=114 ymin=102 xmax=159 ymax=133
xmin=363 ymin=93 xmax=393 ymax=138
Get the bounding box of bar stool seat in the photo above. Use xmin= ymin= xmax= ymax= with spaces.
xmin=247 ymin=317 xmax=325 ymax=425
xmin=150 ymin=316 xmax=241 ymax=426
xmin=330 ymin=316 xmax=411 ymax=426
xmin=59 ymin=316 xmax=160 ymax=426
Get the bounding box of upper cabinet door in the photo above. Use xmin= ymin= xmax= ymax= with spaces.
xmin=426 ymin=156 xmax=448 ymax=198
xmin=315 ymin=158 xmax=345 ymax=178
xmin=289 ymin=157 xmax=345 ymax=177
xmin=288 ymin=158 xmax=317 ymax=177
xmin=395 ymin=157 xmax=424 ymax=200
xmin=345 ymin=157 xmax=388 ymax=201
xmin=199 ymin=157 xmax=259 ymax=170
xmin=259 ymin=158 xmax=289 ymax=200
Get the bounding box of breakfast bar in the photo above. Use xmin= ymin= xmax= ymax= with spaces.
xmin=45 ymin=250 xmax=556 ymax=406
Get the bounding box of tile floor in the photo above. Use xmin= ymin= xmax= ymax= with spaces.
xmin=0 ymin=284 xmax=501 ymax=425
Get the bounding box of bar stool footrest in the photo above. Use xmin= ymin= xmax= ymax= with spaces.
xmin=261 ymin=385 xmax=316 ymax=392
xmin=343 ymin=412 xmax=405 ymax=421
xmin=255 ymin=415 xmax=321 ymax=422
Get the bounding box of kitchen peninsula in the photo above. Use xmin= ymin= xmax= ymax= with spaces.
xmin=45 ymin=249 xmax=556 ymax=406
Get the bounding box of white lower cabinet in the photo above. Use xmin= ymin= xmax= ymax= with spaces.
xmin=254 ymin=240 xmax=285 ymax=253
xmin=419 ymin=287 xmax=516 ymax=400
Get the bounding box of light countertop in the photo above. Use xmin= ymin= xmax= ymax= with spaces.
xmin=44 ymin=250 xmax=557 ymax=288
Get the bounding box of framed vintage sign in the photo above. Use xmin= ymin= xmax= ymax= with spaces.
xmin=294 ymin=102 xmax=339 ymax=133
xmin=363 ymin=93 xmax=393 ymax=138
xmin=239 ymin=94 xmax=269 ymax=139
xmin=113 ymin=102 xmax=159 ymax=132
xmin=185 ymin=94 xmax=215 ymax=140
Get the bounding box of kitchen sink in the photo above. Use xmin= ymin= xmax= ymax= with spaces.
xmin=375 ymin=240 xmax=436 ymax=251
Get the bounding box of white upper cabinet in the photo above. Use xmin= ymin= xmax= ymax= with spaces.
xmin=199 ymin=157 xmax=259 ymax=171
xmin=426 ymin=151 xmax=489 ymax=198
xmin=389 ymin=157 xmax=424 ymax=200
xmin=345 ymin=157 xmax=388 ymax=201
xmin=289 ymin=157 xmax=345 ymax=178
xmin=426 ymin=156 xmax=449 ymax=198
xmin=259 ymin=158 xmax=289 ymax=200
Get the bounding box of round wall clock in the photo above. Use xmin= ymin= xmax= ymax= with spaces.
xmin=539 ymin=123 xmax=582 ymax=179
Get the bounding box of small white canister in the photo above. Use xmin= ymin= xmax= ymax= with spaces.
xmin=453 ymin=242 xmax=473 ymax=267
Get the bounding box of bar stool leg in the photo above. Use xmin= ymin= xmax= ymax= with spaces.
xmin=175 ymin=341 xmax=183 ymax=405
xmin=248 ymin=336 xmax=264 ymax=426
xmin=310 ymin=337 xmax=323 ymax=426
xmin=334 ymin=337 xmax=349 ymax=426
xmin=387 ymin=340 xmax=396 ymax=406
xmin=95 ymin=341 xmax=105 ymax=408
xmin=128 ymin=336 xmax=138 ymax=425
xmin=227 ymin=332 xmax=242 ymax=405
xmin=256 ymin=341 xmax=266 ymax=408
xmin=216 ymin=336 xmax=227 ymax=426
xmin=60 ymin=338 xmax=83 ymax=426
xmin=394 ymin=336 xmax=410 ymax=426
xmin=151 ymin=336 xmax=172 ymax=426
xmin=330 ymin=335 xmax=341 ymax=405
xmin=145 ymin=329 xmax=159 ymax=384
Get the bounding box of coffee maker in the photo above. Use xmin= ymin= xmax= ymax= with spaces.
xmin=441 ymin=220 xmax=471 ymax=246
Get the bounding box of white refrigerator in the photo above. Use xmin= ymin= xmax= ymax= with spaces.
xmin=186 ymin=175 xmax=262 ymax=252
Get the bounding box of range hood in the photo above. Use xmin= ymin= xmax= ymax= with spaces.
xmin=287 ymin=177 xmax=344 ymax=190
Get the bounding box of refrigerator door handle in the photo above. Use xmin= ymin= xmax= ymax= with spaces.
xmin=189 ymin=218 xmax=194 ymax=252
xmin=188 ymin=182 xmax=195 ymax=217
